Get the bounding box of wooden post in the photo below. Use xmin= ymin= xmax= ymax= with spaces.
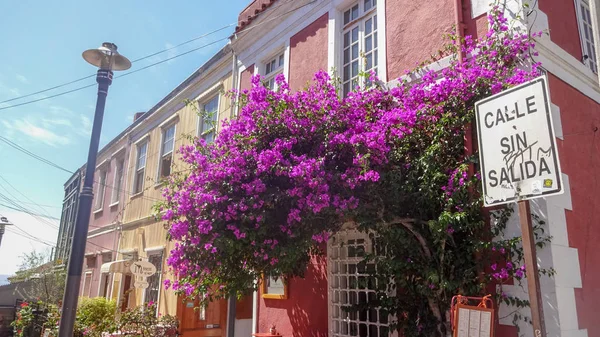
xmin=518 ymin=200 xmax=546 ymax=337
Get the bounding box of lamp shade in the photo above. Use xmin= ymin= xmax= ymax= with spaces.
xmin=82 ymin=42 xmax=131 ymax=71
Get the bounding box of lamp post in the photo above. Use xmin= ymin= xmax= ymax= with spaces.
xmin=58 ymin=42 xmax=130 ymax=337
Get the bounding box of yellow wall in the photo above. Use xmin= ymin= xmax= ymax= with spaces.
xmin=116 ymin=70 xmax=233 ymax=316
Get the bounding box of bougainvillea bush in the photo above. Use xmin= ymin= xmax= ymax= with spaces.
xmin=159 ymin=6 xmax=547 ymax=336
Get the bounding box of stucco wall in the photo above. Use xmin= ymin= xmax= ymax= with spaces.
xmin=539 ymin=0 xmax=582 ymax=61
xmin=549 ymin=73 xmax=600 ymax=337
xmin=385 ymin=0 xmax=455 ymax=80
xmin=289 ymin=13 xmax=329 ymax=91
xmin=257 ymin=254 xmax=328 ymax=337
xmin=240 ymin=65 xmax=255 ymax=93
xmin=80 ymin=231 xmax=118 ymax=298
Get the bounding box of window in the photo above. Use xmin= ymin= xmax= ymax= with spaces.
xmin=342 ymin=0 xmax=378 ymax=96
xmin=111 ymin=159 xmax=124 ymax=204
xmin=99 ymin=273 xmax=111 ymax=298
xmin=145 ymin=252 xmax=163 ymax=306
xmin=133 ymin=142 xmax=148 ymax=194
xmin=159 ymin=124 xmax=176 ymax=178
xmin=94 ymin=170 xmax=107 ymax=210
xmin=328 ymin=229 xmax=389 ymax=337
xmin=82 ymin=272 xmax=93 ymax=298
xmin=263 ymin=52 xmax=285 ymax=90
xmin=576 ymin=0 xmax=598 ymax=73
xmin=199 ymin=96 xmax=219 ymax=143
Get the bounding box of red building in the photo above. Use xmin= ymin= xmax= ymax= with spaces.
xmin=231 ymin=1 xmax=600 ymax=337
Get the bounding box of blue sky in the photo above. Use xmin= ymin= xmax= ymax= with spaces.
xmin=0 ymin=0 xmax=250 ymax=274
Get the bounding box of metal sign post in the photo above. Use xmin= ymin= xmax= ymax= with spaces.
xmin=518 ymin=200 xmax=546 ymax=337
xmin=474 ymin=76 xmax=563 ymax=337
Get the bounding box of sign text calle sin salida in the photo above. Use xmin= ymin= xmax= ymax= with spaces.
xmin=475 ymin=77 xmax=563 ymax=206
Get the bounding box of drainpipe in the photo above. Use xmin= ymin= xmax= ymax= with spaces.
xmin=226 ymin=296 xmax=236 ymax=337
xmin=251 ymin=282 xmax=258 ymax=334
xmin=230 ymin=43 xmax=240 ymax=118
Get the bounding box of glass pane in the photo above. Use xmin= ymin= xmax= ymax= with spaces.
xmin=344 ymin=48 xmax=350 ymax=64
xmin=344 ymin=10 xmax=351 ymax=25
xmin=365 ymin=18 xmax=372 ymax=35
xmin=352 ymin=27 xmax=359 ymax=42
xmin=365 ymin=0 xmax=371 ymax=11
xmin=374 ymin=14 xmax=378 ymax=30
xmin=343 ymin=82 xmax=350 ymax=96
xmin=373 ymin=0 xmax=377 ymax=6
xmin=344 ymin=32 xmax=350 ymax=47
xmin=379 ymin=326 xmax=388 ymax=337
xmin=375 ymin=50 xmax=378 ymax=66
xmin=351 ymin=5 xmax=359 ymax=20
xmin=359 ymin=324 xmax=368 ymax=336
xmin=374 ymin=32 xmax=378 ymax=48
xmin=369 ymin=325 xmax=379 ymax=337
xmin=352 ymin=44 xmax=359 ymax=60
xmin=279 ymin=54 xmax=284 ymax=67
xmin=366 ymin=36 xmax=372 ymax=52
xmin=344 ymin=65 xmax=350 ymax=81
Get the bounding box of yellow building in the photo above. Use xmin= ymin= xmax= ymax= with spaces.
xmin=108 ymin=44 xmax=234 ymax=316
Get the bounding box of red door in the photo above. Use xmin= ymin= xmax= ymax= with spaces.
xmin=177 ymin=297 xmax=227 ymax=337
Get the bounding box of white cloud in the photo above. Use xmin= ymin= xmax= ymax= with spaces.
xmin=3 ymin=118 xmax=70 ymax=147
xmin=15 ymin=74 xmax=28 ymax=84
xmin=81 ymin=114 xmax=92 ymax=134
xmin=42 ymin=118 xmax=72 ymax=128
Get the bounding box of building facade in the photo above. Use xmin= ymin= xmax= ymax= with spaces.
xmin=231 ymin=1 xmax=600 ymax=337
xmin=56 ymin=0 xmax=600 ymax=336
xmin=54 ymin=170 xmax=82 ymax=264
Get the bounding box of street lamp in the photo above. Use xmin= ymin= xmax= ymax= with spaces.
xmin=58 ymin=43 xmax=130 ymax=337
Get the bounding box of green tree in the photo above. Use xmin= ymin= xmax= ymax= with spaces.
xmin=10 ymin=250 xmax=66 ymax=304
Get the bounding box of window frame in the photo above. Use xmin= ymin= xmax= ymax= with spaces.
xmin=110 ymin=158 xmax=125 ymax=206
xmin=82 ymin=271 xmax=93 ymax=298
xmin=133 ymin=141 xmax=148 ymax=195
xmin=94 ymin=169 xmax=107 ymax=211
xmin=157 ymin=123 xmax=177 ymax=180
xmin=262 ymin=51 xmax=286 ymax=90
xmin=575 ymin=0 xmax=599 ymax=74
xmin=197 ymin=94 xmax=220 ymax=144
xmin=143 ymin=249 xmax=164 ymax=313
xmin=327 ymin=228 xmax=392 ymax=337
xmin=341 ymin=0 xmax=379 ymax=97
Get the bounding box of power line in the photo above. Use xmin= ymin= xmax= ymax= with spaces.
xmin=0 ymin=0 xmax=317 ymax=111
xmin=0 ymin=202 xmax=60 ymax=221
xmin=0 ymin=24 xmax=237 ymax=105
xmin=0 ymin=175 xmax=60 ymax=220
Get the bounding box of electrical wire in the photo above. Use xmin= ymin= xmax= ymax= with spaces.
xmin=0 ymin=202 xmax=60 ymax=221
xmin=0 ymin=175 xmax=60 ymax=221
xmin=0 ymin=0 xmax=318 ymax=111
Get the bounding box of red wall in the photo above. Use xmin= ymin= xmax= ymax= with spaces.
xmin=257 ymin=254 xmax=328 ymax=337
xmin=240 ymin=64 xmax=255 ymax=93
xmin=385 ymin=0 xmax=455 ymax=80
xmin=289 ymin=13 xmax=329 ymax=91
xmin=549 ymin=74 xmax=600 ymax=337
xmin=539 ymin=0 xmax=582 ymax=61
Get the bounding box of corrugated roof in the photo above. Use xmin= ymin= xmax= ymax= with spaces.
xmin=236 ymin=0 xmax=279 ymax=32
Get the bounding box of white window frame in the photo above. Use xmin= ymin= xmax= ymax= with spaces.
xmin=94 ymin=169 xmax=107 ymax=211
xmin=82 ymin=271 xmax=93 ymax=298
xmin=340 ymin=0 xmax=379 ymax=96
xmin=143 ymin=247 xmax=164 ymax=313
xmin=198 ymin=95 xmax=220 ymax=143
xmin=327 ymin=228 xmax=393 ymax=337
xmin=133 ymin=141 xmax=148 ymax=195
xmin=157 ymin=123 xmax=177 ymax=180
xmin=262 ymin=51 xmax=286 ymax=90
xmin=575 ymin=0 xmax=599 ymax=73
xmin=97 ymin=272 xmax=111 ymax=299
xmin=110 ymin=158 xmax=125 ymax=206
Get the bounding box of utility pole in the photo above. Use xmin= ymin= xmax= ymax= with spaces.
xmin=57 ymin=43 xmax=130 ymax=337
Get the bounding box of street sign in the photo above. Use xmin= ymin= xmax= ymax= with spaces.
xmin=475 ymin=76 xmax=563 ymax=207
xmin=130 ymin=260 xmax=157 ymax=277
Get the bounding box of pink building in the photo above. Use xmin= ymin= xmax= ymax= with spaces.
xmin=78 ymin=114 xmax=146 ymax=299
xmin=230 ymin=1 xmax=600 ymax=337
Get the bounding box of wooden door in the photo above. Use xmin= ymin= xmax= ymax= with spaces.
xmin=121 ymin=275 xmax=132 ymax=312
xmin=178 ymin=297 xmax=227 ymax=337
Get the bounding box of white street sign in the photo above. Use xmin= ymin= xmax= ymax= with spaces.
xmin=130 ymin=260 xmax=157 ymax=277
xmin=475 ymin=76 xmax=563 ymax=207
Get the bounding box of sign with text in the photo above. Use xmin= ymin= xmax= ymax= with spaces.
xmin=130 ymin=260 xmax=157 ymax=277
xmin=475 ymin=76 xmax=563 ymax=206
xmin=454 ymin=305 xmax=494 ymax=337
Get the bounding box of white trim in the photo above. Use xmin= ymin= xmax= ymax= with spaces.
xmin=194 ymin=82 xmax=223 ymax=102
xmin=144 ymin=245 xmax=165 ymax=253
xmin=197 ymin=94 xmax=220 ymax=141
xmin=110 ymin=146 xmax=126 ymax=159
xmin=133 ymin=134 xmax=150 ymax=146
xmin=156 ymin=123 xmax=177 ymax=181
xmin=132 ymin=140 xmax=149 ymax=195
xmin=158 ymin=113 xmax=179 ymax=129
xmin=82 ymin=271 xmax=93 ymax=297
xmin=376 ymin=0 xmax=387 ymax=82
xmin=95 ymin=158 xmax=110 ymax=170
